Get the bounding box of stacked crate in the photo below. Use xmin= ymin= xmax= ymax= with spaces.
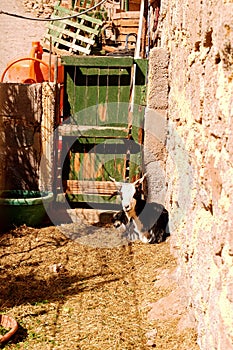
xmin=44 ymin=5 xmax=103 ymax=55
xmin=112 ymin=11 xmax=140 ymax=48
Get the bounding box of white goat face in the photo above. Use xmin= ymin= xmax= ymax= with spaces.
xmin=119 ymin=183 xmax=137 ymax=212
xmin=110 ymin=173 xmax=147 ymax=213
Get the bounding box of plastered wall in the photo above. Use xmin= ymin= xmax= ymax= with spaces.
xmin=0 ymin=82 xmax=56 ymax=192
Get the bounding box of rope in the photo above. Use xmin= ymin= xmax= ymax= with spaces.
xmin=0 ymin=0 xmax=107 ymax=22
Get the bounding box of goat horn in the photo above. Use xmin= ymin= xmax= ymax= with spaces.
xmin=109 ymin=176 xmax=121 ymax=189
xmin=133 ymin=172 xmax=147 ymax=186
xmin=109 ymin=176 xmax=116 ymax=182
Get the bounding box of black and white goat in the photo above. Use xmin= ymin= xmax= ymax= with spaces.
xmin=110 ymin=174 xmax=169 ymax=244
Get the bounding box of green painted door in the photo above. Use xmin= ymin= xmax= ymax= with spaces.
xmin=59 ymin=56 xmax=148 ymax=206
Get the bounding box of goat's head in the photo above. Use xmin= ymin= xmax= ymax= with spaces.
xmin=110 ymin=173 xmax=147 ymax=213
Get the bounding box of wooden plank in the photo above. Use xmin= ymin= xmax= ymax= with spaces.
xmin=116 ymin=27 xmax=140 ymax=35
xmin=70 ymin=16 xmax=85 ymax=53
xmin=61 ymin=56 xmax=134 ymax=67
xmin=129 ymin=149 xmax=143 ymax=181
xmin=112 ymin=11 xmax=140 ymax=19
xmin=65 ymin=193 xmax=121 ymax=204
xmin=53 ymin=4 xmax=103 ymax=24
xmin=64 ymin=64 xmax=132 ymax=124
xmin=40 ymin=82 xmax=56 ymax=192
xmin=133 ymin=58 xmax=148 ymax=106
xmin=65 ymin=66 xmax=86 ymax=115
xmin=44 ymin=34 xmax=91 ymax=55
xmin=51 ymin=6 xmax=103 ymax=26
xmin=52 ymin=7 xmax=67 ymax=49
xmin=75 ymin=13 xmax=103 ymax=25
xmin=105 ymin=67 xmax=120 ymax=105
xmin=114 ymin=19 xmax=140 ymax=27
xmin=50 ymin=16 xmax=101 ymax=35
xmin=45 ymin=19 xmax=66 ymax=40
xmin=58 ymin=124 xmax=129 ymax=138
xmin=62 ymin=137 xmax=131 ymax=179
xmin=65 ymin=180 xmax=118 ymax=195
xmin=129 ymin=0 xmax=141 ymax=11
xmin=77 ymin=66 xmax=130 ymax=76
xmin=43 ymin=43 xmax=74 ymax=56
xmin=85 ymin=23 xmax=100 ymax=52
xmin=45 ymin=24 xmax=95 ymax=45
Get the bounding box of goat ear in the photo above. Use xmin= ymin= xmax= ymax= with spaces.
xmin=134 ymin=173 xmax=147 ymax=187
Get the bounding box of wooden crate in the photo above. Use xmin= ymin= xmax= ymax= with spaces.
xmin=44 ymin=5 xmax=103 ymax=55
xmin=112 ymin=11 xmax=140 ymax=47
xmin=129 ymin=0 xmax=141 ymax=11
xmin=113 ymin=11 xmax=140 ymax=28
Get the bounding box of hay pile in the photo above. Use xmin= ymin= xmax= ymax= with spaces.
xmin=0 ymin=225 xmax=198 ymax=349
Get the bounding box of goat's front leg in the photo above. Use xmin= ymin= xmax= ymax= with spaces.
xmin=140 ymin=227 xmax=167 ymax=244
xmin=131 ymin=216 xmax=150 ymax=243
xmin=140 ymin=231 xmax=153 ymax=243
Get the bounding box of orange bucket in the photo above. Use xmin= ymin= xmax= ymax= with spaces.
xmin=2 ymin=42 xmax=64 ymax=84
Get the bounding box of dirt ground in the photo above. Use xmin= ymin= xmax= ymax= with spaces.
xmin=0 ymin=225 xmax=199 ymax=349
xmin=0 ymin=1 xmax=199 ymax=349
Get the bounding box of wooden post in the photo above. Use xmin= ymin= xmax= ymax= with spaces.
xmin=40 ymin=82 xmax=58 ymax=192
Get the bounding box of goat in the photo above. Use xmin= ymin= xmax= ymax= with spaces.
xmin=110 ymin=174 xmax=169 ymax=243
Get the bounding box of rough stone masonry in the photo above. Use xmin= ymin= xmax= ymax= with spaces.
xmin=146 ymin=0 xmax=233 ymax=349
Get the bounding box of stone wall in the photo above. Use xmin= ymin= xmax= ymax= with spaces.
xmin=147 ymin=0 xmax=233 ymax=349
xmin=22 ymin=0 xmax=58 ymax=17
xmin=144 ymin=47 xmax=169 ymax=203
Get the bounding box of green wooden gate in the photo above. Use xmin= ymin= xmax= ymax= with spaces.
xmin=57 ymin=56 xmax=148 ymax=206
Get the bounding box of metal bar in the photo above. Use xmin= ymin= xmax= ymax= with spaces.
xmin=135 ymin=0 xmax=145 ymax=59
xmin=54 ymin=55 xmax=58 ymax=84
xmin=49 ymin=36 xmax=52 ymax=82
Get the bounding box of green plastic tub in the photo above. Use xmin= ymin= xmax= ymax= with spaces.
xmin=0 ymin=190 xmax=53 ymax=231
